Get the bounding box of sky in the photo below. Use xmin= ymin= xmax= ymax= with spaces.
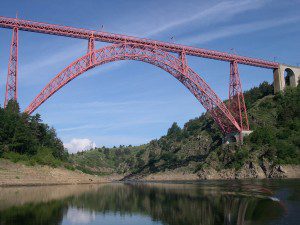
xmin=0 ymin=0 xmax=299 ymax=153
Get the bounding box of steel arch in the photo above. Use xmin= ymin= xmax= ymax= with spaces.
xmin=25 ymin=43 xmax=241 ymax=134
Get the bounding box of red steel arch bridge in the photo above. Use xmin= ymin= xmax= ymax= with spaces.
xmin=0 ymin=16 xmax=280 ymax=139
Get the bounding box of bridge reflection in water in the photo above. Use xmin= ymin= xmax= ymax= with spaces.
xmin=0 ymin=180 xmax=294 ymax=225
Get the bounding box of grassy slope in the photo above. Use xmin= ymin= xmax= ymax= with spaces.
xmin=0 ymin=158 xmax=112 ymax=186
xmin=70 ymin=83 xmax=300 ymax=176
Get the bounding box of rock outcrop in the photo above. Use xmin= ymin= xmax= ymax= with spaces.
xmin=196 ymin=163 xmax=300 ymax=180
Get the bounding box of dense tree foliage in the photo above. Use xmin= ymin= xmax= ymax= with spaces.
xmin=243 ymin=81 xmax=274 ymax=108
xmin=0 ymin=100 xmax=68 ymax=165
xmin=245 ymin=84 xmax=300 ymax=165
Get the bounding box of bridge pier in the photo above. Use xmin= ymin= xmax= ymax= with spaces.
xmin=4 ymin=27 xmax=18 ymax=107
xmin=224 ymin=130 xmax=253 ymax=144
xmin=273 ymin=64 xmax=300 ymax=93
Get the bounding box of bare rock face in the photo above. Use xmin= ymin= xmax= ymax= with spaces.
xmin=260 ymin=158 xmax=272 ymax=177
xmin=196 ymin=163 xmax=300 ymax=180
xmin=269 ymin=165 xmax=287 ymax=178
xmin=197 ymin=162 xmax=267 ymax=180
xmin=235 ymin=162 xmax=266 ymax=179
xmin=197 ymin=168 xmax=220 ymax=180
xmin=280 ymin=165 xmax=300 ymax=178
xmin=218 ymin=169 xmax=235 ymax=179
xmin=197 ymin=168 xmax=235 ymax=180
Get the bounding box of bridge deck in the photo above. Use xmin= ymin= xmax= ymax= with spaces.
xmin=0 ymin=16 xmax=279 ymax=69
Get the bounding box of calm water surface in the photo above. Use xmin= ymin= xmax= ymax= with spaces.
xmin=0 ymin=180 xmax=299 ymax=225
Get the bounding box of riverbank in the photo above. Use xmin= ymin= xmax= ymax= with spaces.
xmin=124 ymin=163 xmax=300 ymax=181
xmin=1 ymin=159 xmax=300 ymax=186
xmin=0 ymin=159 xmax=121 ymax=187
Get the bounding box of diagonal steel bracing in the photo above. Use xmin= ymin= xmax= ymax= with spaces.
xmin=228 ymin=61 xmax=249 ymax=131
xmin=0 ymin=16 xmax=279 ymax=68
xmin=25 ymin=43 xmax=241 ymax=134
xmin=4 ymin=27 xmax=18 ymax=107
xmin=0 ymin=16 xmax=280 ymax=135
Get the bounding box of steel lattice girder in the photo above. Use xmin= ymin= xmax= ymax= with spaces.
xmin=228 ymin=61 xmax=249 ymax=130
xmin=0 ymin=16 xmax=279 ymax=69
xmin=4 ymin=27 xmax=18 ymax=107
xmin=25 ymin=43 xmax=241 ymax=134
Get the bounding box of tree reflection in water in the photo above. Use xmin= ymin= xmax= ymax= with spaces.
xmin=0 ymin=182 xmax=287 ymax=225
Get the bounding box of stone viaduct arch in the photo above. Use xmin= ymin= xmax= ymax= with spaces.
xmin=274 ymin=64 xmax=300 ymax=93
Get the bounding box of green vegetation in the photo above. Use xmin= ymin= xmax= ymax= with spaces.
xmin=246 ymin=85 xmax=300 ymax=164
xmin=71 ymin=82 xmax=300 ymax=176
xmin=195 ymin=83 xmax=299 ymax=171
xmin=0 ymin=100 xmax=69 ymax=167
xmin=71 ymin=145 xmax=147 ymax=175
xmin=1 ymin=82 xmax=299 ymax=177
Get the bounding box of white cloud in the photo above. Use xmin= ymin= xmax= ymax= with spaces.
xmin=63 ymin=135 xmax=151 ymax=149
xmin=146 ymin=0 xmax=268 ymax=37
xmin=180 ymin=16 xmax=300 ymax=45
xmin=66 ymin=208 xmax=95 ymax=224
xmin=64 ymin=138 xmax=96 ymax=153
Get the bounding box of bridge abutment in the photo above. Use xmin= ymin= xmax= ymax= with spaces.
xmin=273 ymin=64 xmax=300 ymax=93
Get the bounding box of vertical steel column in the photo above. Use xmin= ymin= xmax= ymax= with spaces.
xmin=4 ymin=27 xmax=19 ymax=107
xmin=87 ymin=34 xmax=95 ymax=66
xmin=179 ymin=50 xmax=188 ymax=75
xmin=228 ymin=61 xmax=249 ymax=131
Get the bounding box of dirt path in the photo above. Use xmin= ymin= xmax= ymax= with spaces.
xmin=0 ymin=159 xmax=121 ymax=186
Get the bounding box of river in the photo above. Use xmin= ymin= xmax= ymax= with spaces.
xmin=0 ymin=179 xmax=299 ymax=225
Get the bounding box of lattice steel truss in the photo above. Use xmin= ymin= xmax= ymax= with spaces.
xmin=4 ymin=27 xmax=18 ymax=107
xmin=0 ymin=16 xmax=279 ymax=68
xmin=0 ymin=16 xmax=280 ymax=135
xmin=228 ymin=61 xmax=249 ymax=131
xmin=25 ymin=43 xmax=241 ymax=134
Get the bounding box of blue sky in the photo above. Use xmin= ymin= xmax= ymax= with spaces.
xmin=0 ymin=0 xmax=299 ymax=152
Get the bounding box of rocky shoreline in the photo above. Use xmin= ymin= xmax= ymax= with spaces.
xmin=123 ymin=163 xmax=300 ymax=181
xmin=197 ymin=163 xmax=300 ymax=180
xmin=1 ymin=159 xmax=299 ymax=186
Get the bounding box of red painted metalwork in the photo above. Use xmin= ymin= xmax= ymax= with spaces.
xmin=87 ymin=37 xmax=95 ymax=53
xmin=0 ymin=16 xmax=283 ymax=135
xmin=4 ymin=27 xmax=18 ymax=107
xmin=87 ymin=35 xmax=95 ymax=66
xmin=179 ymin=50 xmax=188 ymax=75
xmin=25 ymin=43 xmax=241 ymax=134
xmin=0 ymin=16 xmax=279 ymax=69
xmin=228 ymin=61 xmax=249 ymax=131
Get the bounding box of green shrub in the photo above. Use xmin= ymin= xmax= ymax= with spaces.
xmin=250 ymin=126 xmax=276 ymax=145
xmin=64 ymin=164 xmax=75 ymax=171
xmin=32 ymin=147 xmax=62 ymax=167
xmin=161 ymin=152 xmax=177 ymax=163
xmin=3 ymin=151 xmax=30 ymax=163
xmin=276 ymin=141 xmax=300 ymax=164
xmin=24 ymin=159 xmax=36 ymax=166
